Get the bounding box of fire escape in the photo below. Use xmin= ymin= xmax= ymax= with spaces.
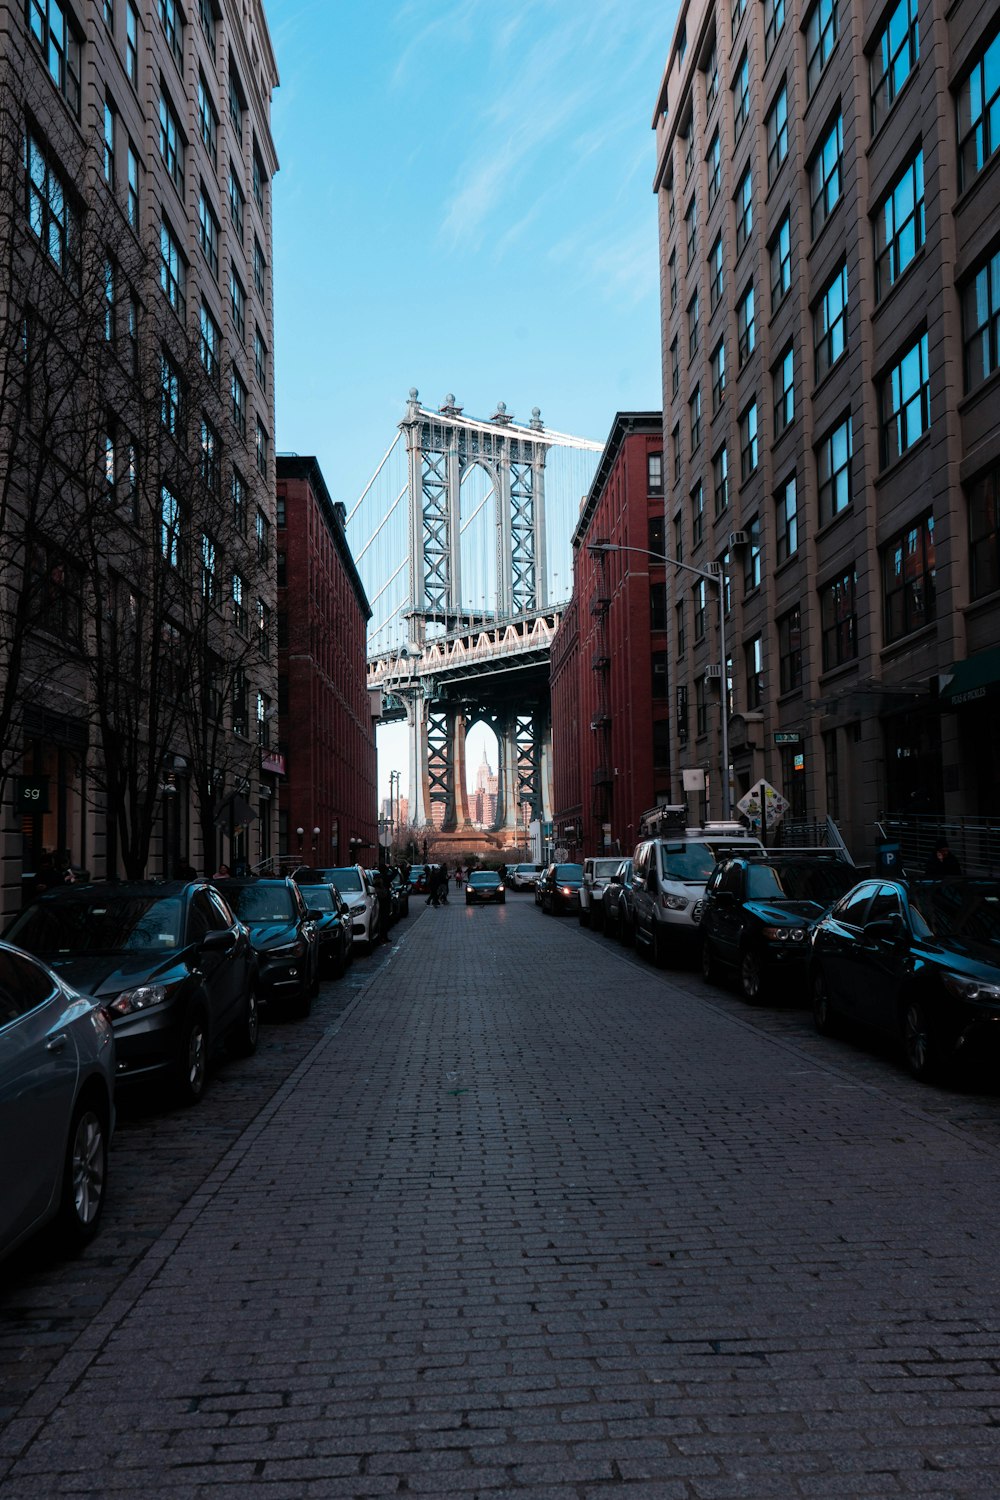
xmin=590 ymin=582 xmax=613 ymax=834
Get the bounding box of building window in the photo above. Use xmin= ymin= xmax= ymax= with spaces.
xmin=669 ymin=249 xmax=677 ymax=308
xmin=773 ymin=345 xmax=794 ymax=436
xmin=684 ymin=124 xmax=695 ymax=184
xmin=126 ymin=2 xmax=138 ymax=86
xmin=160 ymin=485 xmax=181 ymax=565
xmin=823 ymin=730 xmax=839 ymax=818
xmin=814 ymin=262 xmax=848 ymax=381
xmin=160 ymin=351 xmax=183 ymax=435
xmin=820 ymin=567 xmax=858 ymax=669
xmin=257 ymin=603 xmax=271 ymax=659
xmin=687 ymin=290 xmax=700 ymax=358
xmin=127 ymin=142 xmax=140 ymax=229
xmin=648 ymin=453 xmax=663 ymax=495
xmin=198 ymin=189 xmax=219 ymax=277
xmin=672 ymin=422 xmax=681 ymax=483
xmin=232 ymin=572 xmax=246 ymax=634
xmin=689 ymin=386 xmax=702 ymax=453
xmin=228 ymin=165 xmax=245 ymax=240
xmin=958 ymin=32 xmax=1000 ymax=190
xmin=201 ymin=533 xmax=218 ymax=604
xmin=256 ymin=418 xmax=268 ymax=477
xmin=103 ymin=96 xmax=116 ymax=186
xmin=733 ymin=50 xmax=750 ymax=137
xmin=883 ymin=513 xmax=935 ymax=642
xmin=685 ymin=197 xmax=698 ymax=266
xmin=158 ymin=91 xmax=184 ymax=194
xmin=766 ymin=83 xmax=788 ymax=184
xmin=969 ymin=465 xmax=1000 ymax=598
xmin=880 ymin=330 xmax=930 ymax=466
xmin=30 ymin=541 xmax=82 ymax=639
xmin=650 ymin=581 xmax=667 ymax=631
xmin=253 ymin=236 xmax=267 ymax=299
xmin=652 ymin=649 xmax=669 ymax=697
xmin=198 ymin=74 xmax=218 ymax=164
xmin=200 ymin=415 xmax=220 ymax=493
xmin=713 ymin=446 xmax=729 ymax=515
xmin=809 ymin=115 xmax=842 ymax=238
xmin=199 ymin=0 xmax=215 ymax=47
xmin=253 ymin=147 xmax=266 ymax=214
xmin=231 ymin=370 xmax=247 ymax=438
xmin=675 ymin=602 xmax=686 ymax=658
xmin=126 ymin=294 xmax=138 ymax=374
xmin=962 ymin=246 xmax=1000 ymax=392
xmin=707 ymin=130 xmax=721 ymax=208
xmin=775 ymin=474 xmax=798 ymax=563
xmin=764 ymin=0 xmax=785 ymax=58
xmin=770 ymin=213 xmax=791 ymax=308
xmin=673 ymin=512 xmax=684 ymax=562
xmin=705 ymin=43 xmax=719 ymax=111
xmin=731 ymin=0 xmax=747 ymax=33
xmin=25 ymin=129 xmax=80 ymax=282
xmin=739 ymin=401 xmax=759 ymax=480
xmin=711 ymin=338 xmax=726 ymax=413
xmin=737 ymin=283 xmax=755 ymax=366
xmin=158 ymin=0 xmax=184 ymax=67
xmin=875 ymin=150 xmax=924 ymax=300
xmin=778 ymin=605 xmax=802 ymax=692
xmin=103 ymin=258 xmax=115 ymax=342
xmin=806 ymin=0 xmax=839 ymax=95
xmin=871 ymin=0 xmax=919 ymax=134
xmin=200 ymin=301 xmax=220 ymax=381
xmin=736 ymin=167 xmax=752 ymax=255
xmin=255 ymin=507 xmax=270 ymax=564
xmin=159 ymin=218 xmax=185 ymax=318
xmin=670 ymin=336 xmax=679 ymax=395
xmin=232 ymin=671 xmax=248 ymax=737
xmin=649 ymin=513 xmax=665 ymax=554
xmin=230 ymin=269 xmax=246 ymax=340
xmin=254 ymin=325 xmax=267 ymax=388
xmin=693 ymin=579 xmax=708 ymax=642
xmin=232 ymin=467 xmax=246 ymax=535
xmin=709 ymin=234 xmax=724 ymax=311
xmin=691 ymin=482 xmax=705 ymax=547
xmin=28 ymin=0 xmax=81 ymax=116
xmin=229 ymin=66 xmax=245 ymax=139
xmin=745 ymin=515 xmax=762 ymax=592
xmin=745 ymin=634 xmax=763 ymax=709
xmin=817 ymin=415 xmax=852 ymax=524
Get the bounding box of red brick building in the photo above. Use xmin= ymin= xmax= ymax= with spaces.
xmin=276 ymin=457 xmax=377 ymax=866
xmin=550 ymin=413 xmax=669 ymax=858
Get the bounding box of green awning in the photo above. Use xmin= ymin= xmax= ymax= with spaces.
xmin=940 ymin=647 xmax=1000 ymax=708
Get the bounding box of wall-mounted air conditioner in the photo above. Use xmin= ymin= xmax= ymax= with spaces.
xmin=729 ymin=530 xmax=749 ymax=548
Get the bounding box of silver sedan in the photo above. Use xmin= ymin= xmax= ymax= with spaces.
xmin=0 ymin=940 xmax=115 ymax=1262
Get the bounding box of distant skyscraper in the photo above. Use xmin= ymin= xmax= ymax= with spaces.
xmin=472 ymin=747 xmax=498 ymax=828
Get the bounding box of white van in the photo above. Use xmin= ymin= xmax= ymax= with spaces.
xmin=630 ymin=828 xmax=763 ymax=965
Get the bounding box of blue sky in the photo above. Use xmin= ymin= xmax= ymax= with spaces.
xmin=266 ymin=0 xmax=677 ymax=795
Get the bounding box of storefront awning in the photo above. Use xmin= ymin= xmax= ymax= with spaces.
xmin=939 ymin=647 xmax=1000 ymax=708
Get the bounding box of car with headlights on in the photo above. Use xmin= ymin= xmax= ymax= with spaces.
xmin=0 ymin=941 xmax=115 ymax=1261
xmin=4 ymin=882 xmax=257 ymax=1105
xmin=465 ymin=870 xmax=506 ymax=906
xmin=810 ymin=877 xmax=1000 ymax=1082
xmin=212 ymin=878 xmax=320 ymax=1016
xmin=537 ymin=863 xmax=584 ymax=916
xmin=294 ymin=865 xmax=378 ymax=951
xmin=700 ymin=853 xmax=859 ymax=1003
xmin=292 ymin=879 xmax=352 ymax=978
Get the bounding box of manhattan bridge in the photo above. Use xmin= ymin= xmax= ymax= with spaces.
xmin=347 ymin=391 xmax=603 ymax=847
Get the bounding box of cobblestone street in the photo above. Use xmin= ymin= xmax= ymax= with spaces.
xmin=4 ymin=894 xmax=1000 ymax=1497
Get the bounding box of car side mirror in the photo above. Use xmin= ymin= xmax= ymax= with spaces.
xmin=200 ymin=929 xmax=236 ymax=952
xmin=609 ymin=874 xmax=622 ymax=885
xmin=864 ymin=916 xmax=905 ymax=943
xmin=307 ymin=908 xmax=324 ymax=921
xmin=714 ymin=889 xmax=737 ymax=906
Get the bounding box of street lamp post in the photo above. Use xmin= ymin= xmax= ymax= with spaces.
xmin=587 ymin=540 xmax=731 ymax=821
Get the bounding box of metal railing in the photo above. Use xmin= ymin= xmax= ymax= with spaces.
xmin=875 ymin=814 xmax=1000 ymax=879
xmin=775 ymin=816 xmax=855 ymax=863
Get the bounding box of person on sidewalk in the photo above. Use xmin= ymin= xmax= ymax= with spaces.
xmin=923 ymin=839 xmax=962 ymax=879
xmin=426 ymin=865 xmax=442 ymax=907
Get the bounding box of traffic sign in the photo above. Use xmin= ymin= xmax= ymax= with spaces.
xmin=736 ymin=780 xmax=790 ymax=828
xmin=773 ymin=731 xmax=801 ymax=744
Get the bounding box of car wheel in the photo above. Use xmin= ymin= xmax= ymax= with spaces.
xmin=175 ymin=1008 xmax=209 ymax=1105
xmin=739 ymin=947 xmax=765 ymax=1005
xmin=901 ymin=996 xmax=945 ymax=1084
xmin=57 ymin=1099 xmax=108 ymax=1250
xmin=231 ymin=982 xmax=260 ymax=1057
xmin=652 ymin=923 xmax=671 ymax=968
xmin=309 ymin=959 xmax=321 ymax=998
xmin=619 ymin=913 xmax=633 ymax=948
xmin=701 ymin=936 xmax=721 ymax=985
xmin=592 ymin=906 xmax=604 ymax=933
xmin=466 ymin=896 xmax=472 ymax=905
xmin=811 ymin=969 xmax=840 ymax=1037
xmin=579 ymin=907 xmax=590 ymax=927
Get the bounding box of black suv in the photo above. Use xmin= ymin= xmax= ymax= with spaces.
xmin=212 ymin=878 xmax=321 ymax=1018
xmin=700 ymin=854 xmax=859 ymax=1003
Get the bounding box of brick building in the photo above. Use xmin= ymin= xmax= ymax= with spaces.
xmin=653 ymin=0 xmax=1000 ymax=859
xmin=550 ymin=413 xmax=670 ymax=858
xmin=276 ymin=456 xmax=377 ymax=867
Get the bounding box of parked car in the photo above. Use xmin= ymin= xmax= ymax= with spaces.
xmin=631 ymin=834 xmax=764 ymax=966
xmin=811 ymin=876 xmax=1000 ymax=1082
xmin=293 ymin=879 xmax=353 ymax=979
xmin=602 ymin=858 xmax=635 ymax=942
xmin=295 ymin=865 xmax=378 ymax=950
xmin=0 ymin=941 xmax=115 ymax=1261
xmin=389 ymin=869 xmax=410 ymax=919
xmin=407 ymin=865 xmax=429 ymax=895
xmin=579 ymin=857 xmax=625 ymax=930
xmin=508 ymin=863 xmax=543 ymax=890
xmin=537 ymin=863 xmax=584 ymax=916
xmin=465 ymin=871 xmax=506 ymax=906
xmin=5 ymin=881 xmax=257 ymax=1104
xmin=214 ymin=878 xmax=321 ymax=1017
xmin=700 ymin=853 xmax=859 ymax=1003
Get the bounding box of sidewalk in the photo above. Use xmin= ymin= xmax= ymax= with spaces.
xmin=3 ymin=898 xmax=1000 ymax=1497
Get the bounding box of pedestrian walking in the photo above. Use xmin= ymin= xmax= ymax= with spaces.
xmin=426 ymin=865 xmax=442 ymax=907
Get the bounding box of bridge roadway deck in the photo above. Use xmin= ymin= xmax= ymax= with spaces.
xmin=4 ymin=896 xmax=1000 ymax=1497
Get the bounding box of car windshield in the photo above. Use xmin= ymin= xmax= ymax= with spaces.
xmin=745 ymin=861 xmax=857 ymax=904
xmin=910 ymin=881 xmax=1000 ymax=945
xmin=469 ymin=873 xmax=498 ymax=887
xmin=223 ymin=885 xmax=295 ymax=922
xmin=7 ymin=894 xmax=184 ymax=955
xmin=554 ymin=864 xmax=583 ymax=881
xmin=327 ymin=869 xmax=363 ymax=893
xmin=592 ymin=860 xmax=622 ymax=879
xmin=659 ymin=843 xmax=716 ymax=881
xmin=516 ymin=865 xmax=538 ymax=873
xmin=299 ymin=886 xmax=336 ymax=911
